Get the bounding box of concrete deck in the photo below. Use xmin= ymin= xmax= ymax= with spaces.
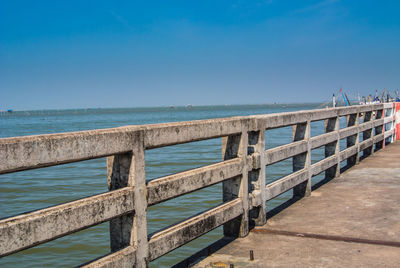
xmin=195 ymin=142 xmax=400 ymax=267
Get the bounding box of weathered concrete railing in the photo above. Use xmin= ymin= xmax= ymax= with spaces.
xmin=0 ymin=103 xmax=398 ymax=267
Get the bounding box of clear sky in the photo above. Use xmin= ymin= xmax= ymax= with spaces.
xmin=1 ymin=0 xmax=399 ymax=110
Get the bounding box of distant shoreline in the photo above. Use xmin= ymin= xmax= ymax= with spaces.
xmin=2 ymin=102 xmax=324 ymax=113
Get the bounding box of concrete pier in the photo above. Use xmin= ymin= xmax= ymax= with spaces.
xmin=194 ymin=142 xmax=400 ymax=267
xmin=1 ymin=103 xmax=398 ymax=267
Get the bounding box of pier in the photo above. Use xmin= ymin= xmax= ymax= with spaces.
xmin=0 ymin=103 xmax=399 ymax=267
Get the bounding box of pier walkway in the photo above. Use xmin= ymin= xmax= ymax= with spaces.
xmin=195 ymin=142 xmax=400 ymax=268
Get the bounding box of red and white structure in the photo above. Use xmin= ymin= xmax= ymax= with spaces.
xmin=383 ymin=102 xmax=400 ymax=147
xmin=396 ymin=102 xmax=400 ymax=141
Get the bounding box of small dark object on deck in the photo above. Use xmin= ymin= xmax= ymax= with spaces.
xmin=230 ymin=264 xmax=234 ymax=268
xmin=250 ymin=250 xmax=254 ymax=261
xmin=186 ymin=259 xmax=190 ymax=268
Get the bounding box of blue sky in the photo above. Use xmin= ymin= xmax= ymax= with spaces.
xmin=1 ymin=0 xmax=399 ymax=110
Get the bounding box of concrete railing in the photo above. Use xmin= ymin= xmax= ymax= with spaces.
xmin=0 ymin=103 xmax=397 ymax=267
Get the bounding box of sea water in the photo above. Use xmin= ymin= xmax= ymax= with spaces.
xmin=0 ymin=104 xmax=344 ymax=267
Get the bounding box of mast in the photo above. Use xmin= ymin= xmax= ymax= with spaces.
xmin=332 ymin=94 xmax=336 ymax=107
xmin=340 ymin=88 xmax=349 ymax=106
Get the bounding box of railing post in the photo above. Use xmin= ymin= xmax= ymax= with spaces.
xmin=346 ymin=111 xmax=359 ymax=166
xmin=107 ymin=131 xmax=149 ymax=267
xmin=107 ymin=153 xmax=132 ymax=251
xmin=391 ymin=103 xmax=396 ymax=143
xmin=383 ymin=105 xmax=390 ymax=145
xmin=396 ymin=103 xmax=400 ymax=141
xmin=292 ymin=120 xmax=311 ymax=198
xmin=222 ymin=120 xmax=249 ymax=237
xmin=248 ymin=123 xmax=266 ymax=226
xmin=390 ymin=103 xmax=395 ymax=143
xmin=325 ymin=116 xmax=340 ymax=179
xmin=375 ymin=108 xmax=384 ymax=150
xmin=362 ymin=111 xmax=373 ymax=156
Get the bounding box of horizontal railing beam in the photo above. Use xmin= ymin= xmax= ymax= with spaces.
xmin=250 ymin=112 xmax=308 ymax=130
xmin=265 ymin=169 xmax=308 ymax=200
xmin=373 ymin=133 xmax=385 ymax=143
xmin=144 ymin=118 xmax=244 ymax=149
xmin=0 ymin=188 xmax=135 ymax=257
xmin=265 ymin=140 xmax=308 ymax=165
xmin=250 ymin=105 xmax=384 ymax=131
xmin=81 ymin=246 xmax=136 ymax=268
xmin=359 ymin=121 xmax=374 ymax=132
xmin=339 ymin=146 xmax=358 ymax=162
xmin=384 ymin=129 xmax=394 ymax=139
xmin=148 ymin=199 xmax=243 ymax=261
xmin=0 ymin=127 xmax=143 ymax=174
xmin=359 ymin=139 xmax=374 ymax=151
xmin=336 ymin=106 xmax=359 ymax=116
xmin=309 ymin=110 xmax=337 ymax=121
xmin=384 ymin=116 xmax=394 ymax=124
xmin=311 ymin=132 xmax=337 ymax=149
xmin=147 ymin=159 xmax=243 ymax=206
xmin=311 ymin=155 xmax=337 ymax=177
xmin=339 ymin=126 xmax=358 ymax=140
xmin=383 ymin=103 xmax=394 ymax=109
xmin=359 ymin=104 xmax=383 ymax=113
xmin=373 ymin=118 xmax=385 ymax=127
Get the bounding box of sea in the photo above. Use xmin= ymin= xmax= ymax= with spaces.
xmin=0 ymin=104 xmax=348 ymax=267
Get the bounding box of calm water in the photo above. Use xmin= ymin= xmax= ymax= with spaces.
xmin=0 ymin=104 xmax=344 ymax=267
